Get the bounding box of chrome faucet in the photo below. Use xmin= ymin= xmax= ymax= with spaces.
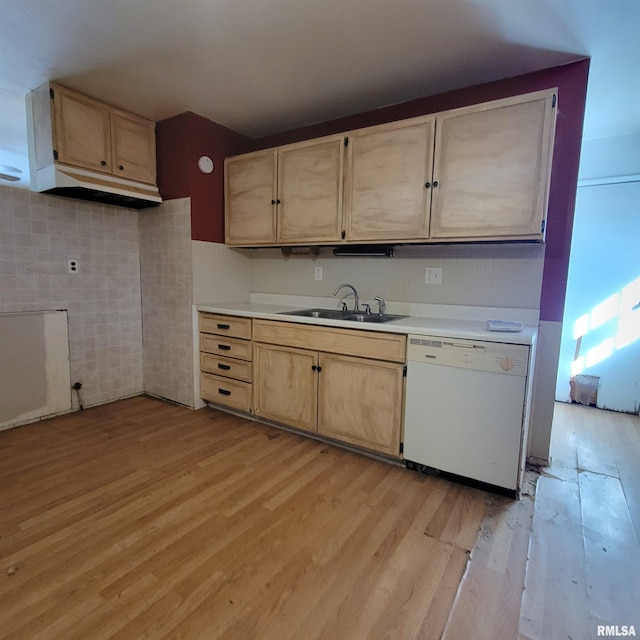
xmin=375 ymin=296 xmax=386 ymax=316
xmin=333 ymin=283 xmax=360 ymax=312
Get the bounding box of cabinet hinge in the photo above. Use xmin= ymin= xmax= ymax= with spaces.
xmin=344 ymin=137 xmax=349 ymax=148
xmin=53 ymin=149 xmax=58 ymax=160
xmin=49 ymin=87 xmax=55 ymax=100
xmin=400 ymin=442 xmax=404 ymax=454
xmin=403 ymin=365 xmax=407 ymax=377
xmin=552 ymin=93 xmax=557 ymax=108
xmin=541 ymin=219 xmax=546 ymax=234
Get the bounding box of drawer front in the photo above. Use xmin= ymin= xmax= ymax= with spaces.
xmin=201 ymin=373 xmax=252 ymax=412
xmin=200 ymin=333 xmax=252 ymax=361
xmin=253 ymin=320 xmax=406 ymax=363
xmin=199 ymin=313 xmax=252 ymax=340
xmin=200 ymin=353 xmax=252 ymax=382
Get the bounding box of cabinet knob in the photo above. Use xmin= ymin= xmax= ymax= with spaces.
xmin=433 ymin=180 xmax=439 ymax=187
xmin=271 ymin=199 xmax=276 ymax=205
xmin=425 ymin=182 xmax=431 ymax=188
xmin=276 ymin=199 xmax=281 ymax=205
xmin=101 ymin=160 xmax=107 ymax=166
xmin=312 ymin=365 xmax=317 ymax=371
xmin=118 ymin=165 xmax=124 ymax=171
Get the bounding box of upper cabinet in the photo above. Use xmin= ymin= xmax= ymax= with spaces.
xmin=224 ymin=89 xmax=557 ymax=247
xmin=344 ymin=118 xmax=435 ymax=242
xmin=429 ymin=91 xmax=556 ymax=240
xmin=39 ymin=83 xmax=157 ymax=185
xmin=225 ymin=148 xmax=278 ymax=245
xmin=225 ymin=135 xmax=344 ymax=246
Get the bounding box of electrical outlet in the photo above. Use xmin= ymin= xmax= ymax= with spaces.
xmin=314 ymin=266 xmax=323 ymax=281
xmin=67 ymin=258 xmax=79 ymax=274
xmin=425 ymin=267 xmax=442 ymax=285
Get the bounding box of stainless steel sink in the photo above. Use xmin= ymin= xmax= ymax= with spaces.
xmin=278 ymin=308 xmax=407 ymax=323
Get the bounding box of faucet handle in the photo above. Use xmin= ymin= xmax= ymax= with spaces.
xmin=374 ymin=296 xmax=386 ymax=316
xmin=362 ymin=303 xmax=372 ymax=315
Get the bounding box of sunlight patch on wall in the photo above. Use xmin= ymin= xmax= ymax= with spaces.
xmin=572 ymin=276 xmax=640 ymax=376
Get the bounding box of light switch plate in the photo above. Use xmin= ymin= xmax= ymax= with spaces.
xmin=425 ymin=267 xmax=442 ymax=285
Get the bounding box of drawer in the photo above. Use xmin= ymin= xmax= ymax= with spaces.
xmin=199 ymin=313 xmax=252 ymax=340
xmin=201 ymin=373 xmax=252 ymax=413
xmin=200 ymin=353 xmax=252 ymax=383
xmin=253 ymin=320 xmax=406 ymax=363
xmin=200 ymin=333 xmax=252 ymax=361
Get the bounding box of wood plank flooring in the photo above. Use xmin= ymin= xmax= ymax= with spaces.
xmin=518 ymin=402 xmax=640 ymax=640
xmin=0 ymin=396 xmax=488 ymax=640
xmin=2 ymin=396 xmax=639 ymax=639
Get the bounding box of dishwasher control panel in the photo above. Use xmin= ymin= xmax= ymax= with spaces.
xmin=407 ymin=335 xmax=529 ymax=376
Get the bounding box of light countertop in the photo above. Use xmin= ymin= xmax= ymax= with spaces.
xmin=196 ymin=301 xmax=538 ymax=345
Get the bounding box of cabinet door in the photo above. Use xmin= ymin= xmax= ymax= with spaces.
xmin=343 ymin=118 xmax=435 ymax=242
xmin=110 ymin=109 xmax=157 ymax=185
xmin=277 ymin=137 xmax=343 ymax=244
xmin=225 ymin=150 xmax=277 ymax=245
xmin=430 ymin=92 xmax=556 ymax=240
xmin=51 ymin=84 xmax=111 ymax=174
xmin=253 ymin=344 xmax=318 ymax=432
xmin=317 ymin=354 xmax=403 ymax=457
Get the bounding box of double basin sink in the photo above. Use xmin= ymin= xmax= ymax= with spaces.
xmin=279 ymin=308 xmax=407 ymax=324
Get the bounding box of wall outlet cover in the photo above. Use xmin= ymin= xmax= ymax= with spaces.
xmin=425 ymin=266 xmax=442 ymax=285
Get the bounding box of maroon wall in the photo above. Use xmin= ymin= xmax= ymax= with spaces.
xmin=157 ymin=60 xmax=589 ymax=322
xmin=156 ymin=112 xmax=250 ymax=243
xmin=253 ymin=60 xmax=590 ymax=323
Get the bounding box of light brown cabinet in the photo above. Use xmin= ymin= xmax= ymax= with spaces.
xmin=253 ymin=343 xmax=318 ymax=433
xmin=32 ymin=82 xmax=157 ymax=186
xmin=224 ymin=89 xmax=556 ymax=246
xmin=199 ymin=313 xmax=252 ymax=413
xmin=343 ymin=117 xmax=435 ymax=242
xmin=429 ymin=91 xmax=556 ymax=240
xmin=225 ymin=136 xmax=344 ymax=246
xmin=252 ymin=320 xmax=406 ymax=457
xmin=317 ymin=353 xmax=404 ymax=457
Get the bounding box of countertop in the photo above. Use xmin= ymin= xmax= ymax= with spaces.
xmin=196 ymin=301 xmax=538 ymax=345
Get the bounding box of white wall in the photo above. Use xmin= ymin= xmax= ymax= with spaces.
xmin=556 ymin=179 xmax=640 ymax=413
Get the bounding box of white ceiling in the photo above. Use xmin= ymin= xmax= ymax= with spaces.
xmin=1 ymin=0 xmax=638 ymax=188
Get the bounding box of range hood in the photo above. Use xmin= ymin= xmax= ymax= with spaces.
xmin=29 ymin=163 xmax=162 ymax=209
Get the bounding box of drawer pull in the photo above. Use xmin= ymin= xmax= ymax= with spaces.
xmin=218 ymin=388 xmax=231 ymax=396
xmin=218 ymin=344 xmax=231 ymax=351
xmin=217 ymin=323 xmax=230 ymax=330
xmin=218 ymin=363 xmax=231 ymax=371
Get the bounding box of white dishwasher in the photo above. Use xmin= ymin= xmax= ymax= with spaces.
xmin=403 ymin=334 xmax=529 ymax=493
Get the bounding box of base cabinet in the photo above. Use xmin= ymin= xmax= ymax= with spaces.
xmin=252 ymin=320 xmax=406 ymax=457
xmin=317 ymin=353 xmax=403 ymax=457
xmin=253 ymin=343 xmax=318 ymax=433
xmin=199 ymin=313 xmax=252 ymax=412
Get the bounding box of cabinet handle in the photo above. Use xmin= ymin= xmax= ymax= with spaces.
xmin=218 ymin=363 xmax=231 ymax=371
xmin=312 ymin=365 xmax=317 ymax=371
xmin=218 ymin=388 xmax=231 ymax=396
xmin=271 ymin=199 xmax=276 ymax=205
xmin=217 ymin=323 xmax=230 ymax=330
xmin=218 ymin=344 xmax=231 ymax=351
xmin=425 ymin=182 xmax=431 ymax=188
xmin=101 ymin=160 xmax=107 ymax=166
xmin=317 ymin=365 xmax=322 ymax=373
xmin=118 ymin=165 xmax=124 ymax=171
xmin=433 ymin=180 xmax=439 ymax=187
xmin=276 ymin=199 xmax=281 ymax=204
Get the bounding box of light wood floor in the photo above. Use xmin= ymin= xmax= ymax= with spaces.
xmin=1 ymin=397 xmax=639 ymax=639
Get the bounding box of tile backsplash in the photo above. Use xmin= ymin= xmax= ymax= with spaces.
xmin=139 ymin=197 xmax=194 ymax=407
xmin=0 ymin=185 xmax=143 ymax=408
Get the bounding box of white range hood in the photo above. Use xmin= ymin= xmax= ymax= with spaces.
xmin=30 ymin=162 xmax=162 ymax=209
